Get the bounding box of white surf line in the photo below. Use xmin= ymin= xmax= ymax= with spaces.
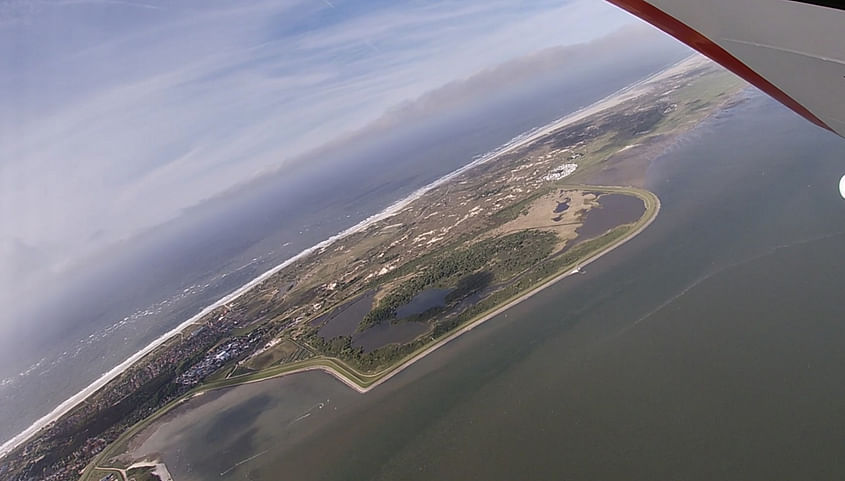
xmin=0 ymin=55 xmax=701 ymax=459
xmin=205 ymin=191 xmax=661 ymax=397
xmin=219 ymin=449 xmax=270 ymax=476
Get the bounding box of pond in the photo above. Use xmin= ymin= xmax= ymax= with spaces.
xmin=315 ymin=290 xmax=376 ymax=339
xmin=352 ymin=321 xmax=428 ymax=353
xmin=576 ymin=193 xmax=644 ymax=239
xmin=396 ymin=288 xmax=451 ymax=318
xmin=313 ymin=288 xmax=432 ymax=352
xmin=554 ymin=199 xmax=570 ymax=213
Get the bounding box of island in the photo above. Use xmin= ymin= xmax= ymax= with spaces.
xmin=0 ymin=55 xmax=747 ymax=481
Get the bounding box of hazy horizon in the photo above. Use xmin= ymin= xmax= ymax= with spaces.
xmin=1 ymin=0 xmax=647 ymax=317
xmin=0 ymin=0 xmax=693 ymax=443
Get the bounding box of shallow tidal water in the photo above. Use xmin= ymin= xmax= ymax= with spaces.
xmin=0 ymin=49 xmax=690 ymax=446
xmin=131 ymin=93 xmax=845 ymax=481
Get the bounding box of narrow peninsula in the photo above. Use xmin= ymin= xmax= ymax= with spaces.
xmin=0 ymin=55 xmax=747 ymax=481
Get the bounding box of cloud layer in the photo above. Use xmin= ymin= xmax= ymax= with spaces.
xmin=0 ymin=0 xmax=644 ymax=303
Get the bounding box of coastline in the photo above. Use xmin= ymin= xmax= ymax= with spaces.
xmin=80 ymin=186 xmax=659 ymax=480
xmin=203 ymin=187 xmax=661 ymax=396
xmin=1 ymin=54 xmax=700 ymax=459
xmin=354 ymin=186 xmax=660 ymax=393
xmin=77 ymin=85 xmax=845 ymax=481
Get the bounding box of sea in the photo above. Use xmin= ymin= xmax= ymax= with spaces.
xmin=0 ymin=46 xmax=690 ymax=449
xmin=126 ymin=90 xmax=845 ymax=480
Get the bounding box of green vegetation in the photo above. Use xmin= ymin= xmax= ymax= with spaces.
xmin=445 ymin=271 xmax=494 ymax=304
xmin=490 ymin=188 xmax=552 ymax=223
xmin=241 ymin=339 xmax=310 ymax=371
xmin=36 ymin=54 xmax=706 ymax=481
xmin=127 ymin=466 xmax=160 ymax=481
xmin=360 ymin=230 xmax=557 ymax=330
xmin=85 ymin=210 xmax=644 ymax=480
xmin=306 ymin=334 xmax=426 ymax=372
xmin=90 ymin=469 xmax=121 ymax=481
xmin=77 ymin=184 xmax=657 ymax=481
xmin=187 ymin=188 xmax=652 ymax=384
xmin=305 ymin=188 xmax=654 ymax=373
xmin=295 ymin=187 xmax=656 ymax=375
xmin=433 ymin=223 xmax=634 ymax=338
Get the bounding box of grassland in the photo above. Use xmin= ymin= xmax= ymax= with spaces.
xmin=68 ymin=59 xmax=746 ymax=481
xmin=80 ymin=185 xmax=658 ymax=481
xmin=0 ymin=57 xmax=746 ymax=481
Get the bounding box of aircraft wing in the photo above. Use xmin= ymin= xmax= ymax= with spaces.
xmin=605 ymin=0 xmax=845 ymax=137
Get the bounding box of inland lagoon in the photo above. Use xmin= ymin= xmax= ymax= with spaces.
xmin=119 ymin=93 xmax=845 ymax=481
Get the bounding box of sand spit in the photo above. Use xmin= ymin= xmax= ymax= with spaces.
xmin=0 ymin=54 xmax=701 ymax=458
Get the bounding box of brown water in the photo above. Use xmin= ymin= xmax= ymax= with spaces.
xmin=128 ymin=94 xmax=845 ymax=481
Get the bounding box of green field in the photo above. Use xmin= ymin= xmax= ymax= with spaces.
xmin=80 ymin=185 xmax=659 ymax=481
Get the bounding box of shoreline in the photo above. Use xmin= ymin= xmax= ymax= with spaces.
xmin=82 ymin=186 xmax=659 ymax=479
xmin=201 ymin=186 xmax=661 ymax=395
xmin=1 ymin=54 xmax=699 ymax=459
xmin=358 ymin=187 xmax=660 ymax=393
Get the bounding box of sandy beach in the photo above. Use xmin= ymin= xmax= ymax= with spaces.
xmin=210 ymin=188 xmax=660 ymax=396
xmin=1 ymin=54 xmax=698 ymax=459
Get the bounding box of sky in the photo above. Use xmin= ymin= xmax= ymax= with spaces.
xmin=0 ymin=0 xmax=646 ymax=313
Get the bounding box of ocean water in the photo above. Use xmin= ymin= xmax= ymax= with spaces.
xmin=0 ymin=51 xmax=689 ymax=447
xmin=127 ymin=92 xmax=845 ymax=480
